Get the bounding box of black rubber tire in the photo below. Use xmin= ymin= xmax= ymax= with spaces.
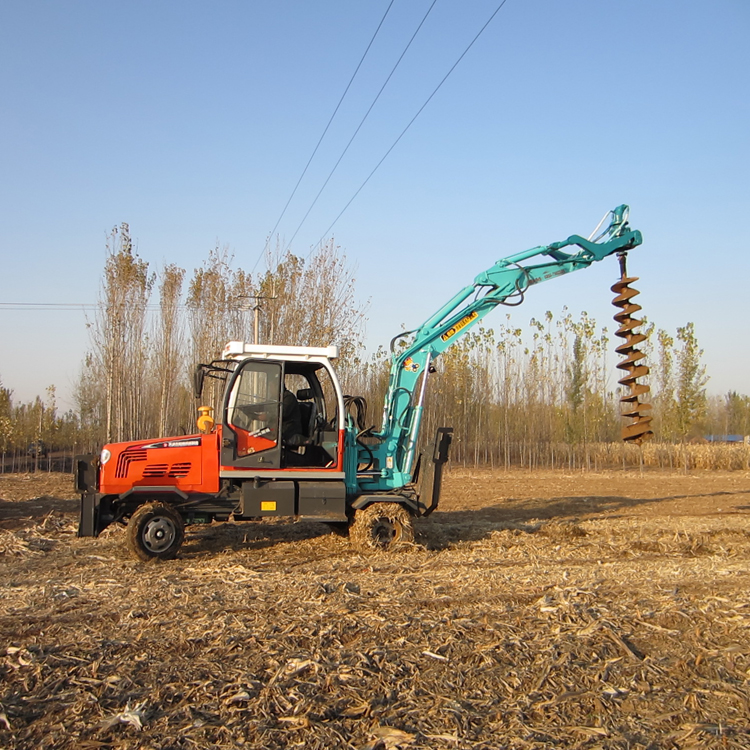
xmin=349 ymin=502 xmax=414 ymax=551
xmin=126 ymin=501 xmax=185 ymax=562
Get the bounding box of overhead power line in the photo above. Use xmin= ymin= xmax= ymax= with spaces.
xmin=250 ymin=0 xmax=396 ymax=274
xmin=311 ymin=0 xmax=511 ymax=252
xmin=284 ymin=0 xmax=439 ymax=253
xmin=0 ymin=303 xmax=98 ymax=311
xmin=0 ymin=298 xmax=266 ymax=312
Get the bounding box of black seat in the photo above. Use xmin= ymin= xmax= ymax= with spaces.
xmin=296 ymin=388 xmax=317 ymax=438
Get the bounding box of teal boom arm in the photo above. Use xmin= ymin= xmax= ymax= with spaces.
xmin=354 ymin=205 xmax=643 ymax=493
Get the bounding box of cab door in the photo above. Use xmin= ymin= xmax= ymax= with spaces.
xmin=221 ymin=359 xmax=283 ymax=469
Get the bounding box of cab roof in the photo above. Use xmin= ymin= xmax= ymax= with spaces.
xmin=222 ymin=341 xmax=339 ymax=361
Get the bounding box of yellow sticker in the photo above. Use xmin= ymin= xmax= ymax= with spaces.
xmin=260 ymin=501 xmax=277 ymax=511
xmin=441 ymin=311 xmax=478 ymax=342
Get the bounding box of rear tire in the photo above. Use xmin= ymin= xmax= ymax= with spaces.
xmin=126 ymin=502 xmax=185 ymax=561
xmin=350 ymin=502 xmax=414 ymax=551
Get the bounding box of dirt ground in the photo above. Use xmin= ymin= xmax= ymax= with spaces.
xmin=1 ymin=468 xmax=749 ymax=749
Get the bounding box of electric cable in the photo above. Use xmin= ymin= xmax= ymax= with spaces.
xmin=0 ymin=302 xmax=248 ymax=311
xmin=0 ymin=303 xmax=176 ymax=311
xmin=249 ymin=0 xmax=396 ymax=274
xmin=0 ymin=286 xmax=315 ymax=312
xmin=310 ymin=0 xmax=511 ymax=253
xmin=283 ymin=0 xmax=439 ymax=254
xmin=0 ymin=303 xmax=99 ymax=310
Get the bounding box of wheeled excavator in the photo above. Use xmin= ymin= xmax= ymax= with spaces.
xmin=76 ymin=205 xmax=651 ymax=560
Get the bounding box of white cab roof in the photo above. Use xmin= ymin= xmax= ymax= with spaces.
xmin=222 ymin=341 xmax=339 ymax=361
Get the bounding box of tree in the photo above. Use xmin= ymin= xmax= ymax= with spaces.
xmin=187 ymin=244 xmax=251 ymax=362
xmin=75 ymin=352 xmax=107 ymax=450
xmin=652 ymin=328 xmax=677 ymax=440
xmin=258 ymin=239 xmax=367 ymax=360
xmin=87 ymin=224 xmax=154 ymax=442
xmin=0 ymin=379 xmax=12 ymax=471
xmin=722 ymin=391 xmax=750 ymax=437
xmin=675 ymin=322 xmax=708 ymax=439
xmin=153 ymin=263 xmax=186 ymax=436
xmin=186 ymin=244 xmax=251 ymax=416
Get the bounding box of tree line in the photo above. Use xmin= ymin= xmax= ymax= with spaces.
xmin=1 ymin=224 xmax=749 ymax=471
xmin=74 ymin=223 xmax=367 ymax=449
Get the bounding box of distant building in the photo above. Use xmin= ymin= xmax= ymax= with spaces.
xmin=705 ymin=434 xmax=749 ymax=444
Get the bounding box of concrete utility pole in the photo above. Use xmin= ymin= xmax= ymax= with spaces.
xmin=238 ymin=295 xmax=277 ymax=345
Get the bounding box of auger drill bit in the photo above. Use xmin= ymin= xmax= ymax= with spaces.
xmin=612 ymin=253 xmax=654 ymax=444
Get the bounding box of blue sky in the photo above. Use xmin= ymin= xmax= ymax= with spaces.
xmin=1 ymin=0 xmax=748 ymax=411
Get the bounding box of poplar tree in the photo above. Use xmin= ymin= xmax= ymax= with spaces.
xmin=90 ymin=224 xmax=154 ymax=442
xmin=153 ymin=263 xmax=186 ymax=436
xmin=675 ymin=322 xmax=708 ymax=439
xmin=257 ymin=239 xmax=366 ymax=359
xmin=186 ymin=244 xmax=249 ymax=416
xmin=653 ymin=328 xmax=677 ymax=440
xmin=723 ymin=391 xmax=750 ymax=436
xmin=0 ymin=380 xmax=12 ymax=470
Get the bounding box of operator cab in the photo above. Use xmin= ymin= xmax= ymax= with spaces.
xmin=195 ymin=342 xmax=345 ymax=473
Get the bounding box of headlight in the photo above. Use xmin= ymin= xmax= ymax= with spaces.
xmin=100 ymin=448 xmax=111 ymax=465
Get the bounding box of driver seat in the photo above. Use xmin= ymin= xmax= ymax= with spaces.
xmin=296 ymin=388 xmax=318 ymax=439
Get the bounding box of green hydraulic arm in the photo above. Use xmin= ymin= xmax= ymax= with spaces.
xmin=353 ymin=205 xmax=643 ymax=494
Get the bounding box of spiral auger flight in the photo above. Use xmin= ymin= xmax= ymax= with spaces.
xmin=612 ymin=253 xmax=654 ymax=445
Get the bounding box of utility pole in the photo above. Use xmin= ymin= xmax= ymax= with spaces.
xmin=238 ymin=295 xmax=277 ymax=345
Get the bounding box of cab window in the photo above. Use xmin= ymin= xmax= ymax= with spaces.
xmin=226 ymin=362 xmax=281 ymax=456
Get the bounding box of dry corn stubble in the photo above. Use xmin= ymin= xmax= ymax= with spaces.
xmin=0 ymin=470 xmax=749 ymax=749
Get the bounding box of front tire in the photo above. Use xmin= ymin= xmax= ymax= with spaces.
xmin=350 ymin=502 xmax=414 ymax=551
xmin=126 ymin=502 xmax=185 ymax=561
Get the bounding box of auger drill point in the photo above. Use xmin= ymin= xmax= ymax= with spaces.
xmin=612 ymin=253 xmax=654 ymax=444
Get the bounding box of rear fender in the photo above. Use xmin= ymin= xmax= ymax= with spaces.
xmin=349 ymin=494 xmax=419 ymax=514
xmin=118 ymin=485 xmax=189 ymax=504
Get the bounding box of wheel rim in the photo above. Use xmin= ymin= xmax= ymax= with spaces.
xmin=372 ymin=517 xmax=398 ymax=546
xmin=142 ymin=516 xmax=177 ymax=553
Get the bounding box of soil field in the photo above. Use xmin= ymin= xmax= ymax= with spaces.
xmin=1 ymin=469 xmax=749 ymax=749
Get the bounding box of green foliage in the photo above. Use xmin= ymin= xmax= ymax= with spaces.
xmin=652 ymin=328 xmax=677 ymax=440
xmin=0 ymin=378 xmax=12 ymax=454
xmin=723 ymin=391 xmax=750 ymax=435
xmin=0 ymin=380 xmax=78 ymax=462
xmin=675 ymin=322 xmax=708 ymax=439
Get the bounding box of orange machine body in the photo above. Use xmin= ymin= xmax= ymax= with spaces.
xmin=99 ymin=431 xmax=221 ymax=496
